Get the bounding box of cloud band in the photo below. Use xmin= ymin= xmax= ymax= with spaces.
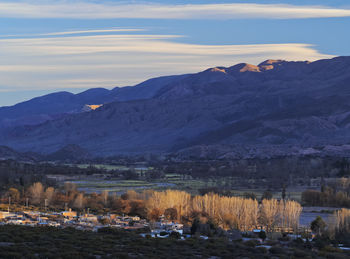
xmin=0 ymin=32 xmax=333 ymax=90
xmin=0 ymin=2 xmax=350 ymax=20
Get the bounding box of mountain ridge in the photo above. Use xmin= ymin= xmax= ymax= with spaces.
xmin=1 ymin=56 xmax=350 ymax=158
xmin=0 ymin=74 xmax=189 ymax=128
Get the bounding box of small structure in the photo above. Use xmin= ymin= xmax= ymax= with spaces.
xmin=80 ymin=214 xmax=98 ymax=223
xmin=0 ymin=212 xmax=16 ymax=219
xmin=61 ymin=209 xmax=77 ymax=219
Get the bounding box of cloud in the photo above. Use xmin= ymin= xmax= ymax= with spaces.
xmin=41 ymin=28 xmax=145 ymax=36
xmin=0 ymin=1 xmax=350 ymax=20
xmin=0 ymin=31 xmax=333 ymax=91
xmin=0 ymin=28 xmax=146 ymax=39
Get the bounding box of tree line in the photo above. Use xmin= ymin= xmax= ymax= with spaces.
xmin=146 ymin=190 xmax=302 ymax=232
xmin=302 ymin=177 xmax=350 ymax=208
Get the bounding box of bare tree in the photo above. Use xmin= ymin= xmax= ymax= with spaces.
xmin=45 ymin=187 xmax=55 ymax=205
xmin=145 ymin=190 xmax=301 ymax=232
xmin=101 ymin=190 xmax=109 ymax=206
xmin=28 ymin=182 xmax=44 ymax=205
xmin=334 ymin=208 xmax=350 ymax=234
xmin=259 ymin=199 xmax=280 ymax=232
xmin=8 ymin=188 xmax=20 ymax=202
xmin=64 ymin=182 xmax=77 ymax=195
xmin=73 ymin=193 xmax=85 ymax=209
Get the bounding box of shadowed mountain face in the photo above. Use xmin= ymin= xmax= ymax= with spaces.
xmin=0 ymin=74 xmax=186 ymax=128
xmin=44 ymin=144 xmax=92 ymax=162
xmin=1 ymin=56 xmax=350 ymax=157
xmin=0 ymin=145 xmax=41 ymax=162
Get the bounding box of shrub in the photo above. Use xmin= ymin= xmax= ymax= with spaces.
xmin=311 ymin=216 xmax=326 ymax=236
xmin=243 ymin=240 xmax=259 ymax=248
xmin=278 ymin=234 xmax=290 ymax=242
xmin=258 ymin=230 xmax=266 ymax=241
xmin=293 ymin=248 xmax=311 ymax=257
xmin=256 ymin=246 xmax=268 ymax=254
xmin=313 ymin=236 xmax=331 ymax=249
xmin=269 ymin=246 xmax=286 ymax=255
xmin=169 ymin=231 xmax=181 ymax=239
xmin=321 ymin=245 xmax=343 ymax=253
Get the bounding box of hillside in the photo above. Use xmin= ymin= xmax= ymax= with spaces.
xmin=0 ymin=146 xmax=41 ymax=162
xmin=1 ymin=56 xmax=350 ymax=157
xmin=0 ymin=74 xmax=187 ymax=128
xmin=44 ymin=144 xmax=92 ymax=162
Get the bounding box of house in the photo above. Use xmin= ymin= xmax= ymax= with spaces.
xmin=113 ymin=219 xmax=129 ymax=227
xmin=48 ymin=221 xmax=60 ymax=227
xmin=61 ymin=209 xmax=77 ymax=219
xmin=0 ymin=212 xmax=16 ymax=219
xmin=80 ymin=214 xmax=98 ymax=223
xmin=130 ymin=216 xmax=141 ymax=222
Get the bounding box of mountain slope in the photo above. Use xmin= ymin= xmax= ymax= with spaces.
xmin=0 ymin=145 xmax=41 ymax=162
xmin=44 ymin=144 xmax=92 ymax=161
xmin=0 ymin=74 xmax=188 ymax=129
xmin=0 ymin=89 xmax=109 ymax=128
xmin=1 ymin=56 xmax=350 ymax=157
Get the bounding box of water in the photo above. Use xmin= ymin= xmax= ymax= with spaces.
xmin=299 ymin=212 xmax=336 ymax=227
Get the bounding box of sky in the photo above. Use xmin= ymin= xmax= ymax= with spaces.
xmin=0 ymin=0 xmax=349 ymax=106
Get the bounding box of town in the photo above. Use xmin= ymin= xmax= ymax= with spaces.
xmin=0 ymin=208 xmax=187 ymax=237
xmin=1 ymin=179 xmax=350 ymax=258
xmin=0 ymin=205 xmax=335 ymax=242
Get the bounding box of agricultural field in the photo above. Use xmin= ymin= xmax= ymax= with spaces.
xmin=69 ymin=179 xmax=174 ymax=194
xmin=64 ymin=172 xmax=305 ymax=203
xmin=51 ymin=162 xmax=314 ymax=203
xmin=65 ymin=163 xmax=152 ymax=172
xmin=162 ymin=174 xmax=304 ymax=201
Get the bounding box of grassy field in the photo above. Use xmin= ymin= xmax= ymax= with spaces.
xmin=70 ymin=179 xmax=174 ymax=194
xmin=67 ymin=173 xmax=304 ymax=201
xmin=75 ymin=180 xmax=154 ymax=188
xmin=65 ymin=163 xmax=153 ymax=172
xmin=59 ymin=164 xmax=305 ymax=200
xmin=162 ymin=174 xmax=303 ymax=201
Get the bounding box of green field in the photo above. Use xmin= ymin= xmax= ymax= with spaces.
xmin=69 ymin=179 xmax=173 ymax=193
xmin=65 ymin=174 xmax=304 ymax=200
xmin=65 ymin=163 xmax=153 ymax=172
xmin=61 ymin=168 xmax=304 ymax=200
xmin=162 ymin=174 xmax=301 ymax=200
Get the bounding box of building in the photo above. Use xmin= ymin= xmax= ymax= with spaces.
xmin=61 ymin=209 xmax=77 ymax=219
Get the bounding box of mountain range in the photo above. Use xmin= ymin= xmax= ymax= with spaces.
xmin=1 ymin=56 xmax=350 ymax=159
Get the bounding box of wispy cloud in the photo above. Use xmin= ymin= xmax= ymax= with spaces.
xmin=42 ymin=28 xmax=145 ymax=36
xmin=0 ymin=1 xmax=350 ymax=20
xmin=0 ymin=31 xmax=333 ymax=90
xmin=0 ymin=28 xmax=146 ymax=38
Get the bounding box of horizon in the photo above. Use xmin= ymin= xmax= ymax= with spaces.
xmin=1 ymin=0 xmax=350 ymax=106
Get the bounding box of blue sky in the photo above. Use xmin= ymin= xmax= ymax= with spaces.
xmin=0 ymin=0 xmax=349 ymax=106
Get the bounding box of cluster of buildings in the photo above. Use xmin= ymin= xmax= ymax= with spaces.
xmin=0 ymin=209 xmax=185 ymax=236
xmin=0 ymin=209 xmax=321 ymax=244
xmin=0 ymin=210 xmax=61 ymax=227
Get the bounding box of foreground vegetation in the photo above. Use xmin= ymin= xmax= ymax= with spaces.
xmin=0 ymin=225 xmax=350 ymax=259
